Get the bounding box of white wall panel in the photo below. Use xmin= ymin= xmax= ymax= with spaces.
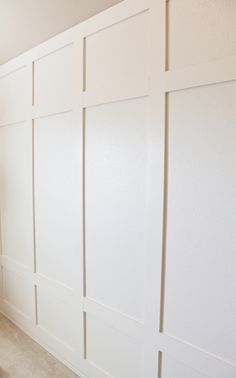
xmin=87 ymin=314 xmax=144 ymax=378
xmin=34 ymin=44 xmax=74 ymax=109
xmin=161 ymin=354 xmax=208 ymax=378
xmin=164 ymin=81 xmax=236 ymax=364
xmin=0 ymin=123 xmax=33 ymax=267
xmin=37 ymin=286 xmax=79 ymax=351
xmin=86 ymin=11 xmax=148 ymax=96
xmin=2 ymin=268 xmax=31 ymax=318
xmin=86 ymin=98 xmax=148 ymax=321
xmin=0 ymin=1 xmax=235 ymax=377
xmin=0 ymin=67 xmax=28 ymax=125
xmin=34 ymin=112 xmax=81 ymax=290
xmin=167 ymin=0 xmax=236 ymax=70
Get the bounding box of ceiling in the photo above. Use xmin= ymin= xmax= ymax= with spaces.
xmin=0 ymin=0 xmax=122 ymax=64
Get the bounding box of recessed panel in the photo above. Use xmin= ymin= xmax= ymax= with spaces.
xmin=162 ymin=354 xmax=208 ymax=378
xmin=167 ymin=0 xmax=236 ymax=70
xmin=86 ymin=98 xmax=148 ymax=321
xmin=37 ymin=286 xmax=78 ymax=351
xmin=3 ymin=268 xmax=31 ymax=317
xmin=86 ymin=11 xmax=148 ymax=95
xmin=0 ymin=67 xmax=28 ymax=125
xmin=164 ymin=81 xmax=236 ymax=363
xmin=87 ymin=315 xmax=144 ymax=378
xmin=34 ymin=112 xmax=81 ymax=289
xmin=0 ymin=123 xmax=33 ymax=267
xmin=34 ymin=45 xmax=74 ymax=108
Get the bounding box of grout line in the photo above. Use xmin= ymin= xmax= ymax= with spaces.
xmin=32 ymin=62 xmax=35 ymax=106
xmin=34 ymin=285 xmax=38 ymax=325
xmin=159 ymin=93 xmax=168 ymax=333
xmin=83 ymin=312 xmax=87 ymax=360
xmin=83 ymin=38 xmax=87 ymax=92
xmin=82 ymin=108 xmax=87 ymax=298
xmin=158 ymin=351 xmax=163 ymax=378
xmin=165 ymin=0 xmax=169 ymax=72
xmin=32 ymin=120 xmax=37 ymax=274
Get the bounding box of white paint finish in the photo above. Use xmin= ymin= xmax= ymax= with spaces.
xmin=164 ymin=81 xmax=236 ymax=364
xmin=87 ymin=314 xmax=144 ymax=378
xmin=0 ymin=123 xmax=33 ymax=267
xmin=86 ymin=11 xmax=148 ymax=96
xmin=167 ymin=0 xmax=236 ymax=70
xmin=86 ymin=98 xmax=148 ymax=321
xmin=37 ymin=286 xmax=79 ymax=351
xmin=34 ymin=112 xmax=81 ymax=289
xmin=0 ymin=1 xmax=235 ymax=377
xmin=0 ymin=0 xmax=122 ymax=64
xmin=162 ymin=354 xmax=209 ymax=378
xmin=34 ymin=44 xmax=74 ymax=108
xmin=2 ymin=268 xmax=31 ymax=317
xmin=0 ymin=67 xmax=28 ymax=125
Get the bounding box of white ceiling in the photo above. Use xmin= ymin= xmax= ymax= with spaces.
xmin=0 ymin=0 xmax=122 ymax=64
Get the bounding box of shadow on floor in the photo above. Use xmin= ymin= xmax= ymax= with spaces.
xmin=0 ymin=369 xmax=10 ymax=378
xmin=0 ymin=314 xmax=79 ymax=378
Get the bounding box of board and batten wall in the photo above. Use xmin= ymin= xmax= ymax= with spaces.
xmin=0 ymin=0 xmax=235 ymax=377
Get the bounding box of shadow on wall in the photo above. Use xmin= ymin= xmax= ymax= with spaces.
xmin=0 ymin=369 xmax=10 ymax=378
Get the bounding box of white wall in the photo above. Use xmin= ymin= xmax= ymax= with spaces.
xmin=0 ymin=1 xmax=236 ymax=377
xmin=0 ymin=0 xmax=123 ymax=64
